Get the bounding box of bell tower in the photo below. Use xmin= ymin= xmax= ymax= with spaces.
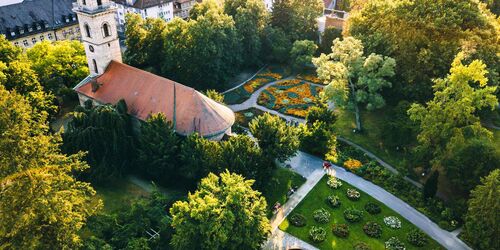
xmin=74 ymin=0 xmax=122 ymax=75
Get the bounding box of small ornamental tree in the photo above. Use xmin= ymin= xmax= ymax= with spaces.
xmin=170 ymin=171 xmax=271 ymax=249
xmin=290 ymin=40 xmax=318 ymax=72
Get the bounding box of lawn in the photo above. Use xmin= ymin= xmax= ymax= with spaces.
xmin=235 ymin=108 xmax=265 ymax=128
xmin=258 ymin=79 xmax=323 ymax=118
xmin=279 ymin=176 xmax=442 ymax=250
xmin=334 ymin=108 xmax=413 ymax=176
xmin=224 ymin=65 xmax=289 ymax=105
xmin=261 ymin=167 xmax=306 ymax=218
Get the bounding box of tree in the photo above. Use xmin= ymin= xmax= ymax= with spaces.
xmin=301 ymin=105 xmax=338 ymax=161
xmin=319 ymin=26 xmax=342 ymax=53
xmin=463 ymin=169 xmax=500 ymax=250
xmin=261 ymin=26 xmax=292 ymax=64
xmin=204 ymin=89 xmax=225 ymax=103
xmin=224 ymin=0 xmax=269 ymax=67
xmin=381 ymin=101 xmax=418 ymax=149
xmin=27 ymin=40 xmax=89 ymax=97
xmin=249 ymin=113 xmax=299 ymax=162
xmin=271 ymin=0 xmax=324 ymax=41
xmin=124 ymin=13 xmax=147 ymax=67
xmin=62 ymin=101 xmax=137 ymax=183
xmin=347 ymin=0 xmax=500 ymax=101
xmin=408 ymin=53 xmax=498 ymax=169
xmin=170 ymin=171 xmax=271 ymax=250
xmin=179 ymin=133 xmax=223 ymax=183
xmin=290 ymin=40 xmax=318 ymax=72
xmin=313 ymin=37 xmax=396 ymax=131
xmin=423 ymin=170 xmax=439 ymax=199
xmin=138 ymin=113 xmax=179 ymax=182
xmin=0 ymin=85 xmax=100 ymax=249
xmin=271 ymin=0 xmax=293 ymax=35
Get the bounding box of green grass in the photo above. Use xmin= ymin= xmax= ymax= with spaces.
xmin=235 ymin=108 xmax=265 ymax=128
xmin=261 ymin=167 xmax=306 ymax=217
xmin=334 ymin=108 xmax=412 ymax=175
xmin=280 ymin=176 xmax=442 ymax=250
xmin=92 ymin=179 xmax=151 ymax=213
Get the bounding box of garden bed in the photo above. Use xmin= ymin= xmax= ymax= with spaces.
xmin=279 ymin=176 xmax=442 ymax=249
xmin=257 ymin=80 xmax=323 ymax=118
xmin=224 ymin=65 xmax=288 ymax=105
xmin=234 ymin=108 xmax=266 ymax=128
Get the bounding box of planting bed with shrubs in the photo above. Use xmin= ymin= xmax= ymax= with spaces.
xmin=279 ymin=176 xmax=441 ymax=249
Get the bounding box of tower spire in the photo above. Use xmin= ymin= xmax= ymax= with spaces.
xmin=73 ymin=0 xmax=122 ymax=76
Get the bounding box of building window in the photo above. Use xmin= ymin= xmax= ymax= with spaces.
xmin=97 ymin=0 xmax=102 ymax=6
xmin=84 ymin=23 xmax=91 ymax=38
xmin=40 ymin=35 xmax=44 ymax=41
xmin=102 ymin=23 xmax=110 ymax=37
xmin=82 ymin=0 xmax=86 ymax=5
xmin=48 ymin=33 xmax=53 ymax=40
xmin=14 ymin=41 xmax=19 ymax=46
xmin=92 ymin=59 xmax=98 ymax=74
xmin=89 ymin=45 xmax=94 ymax=52
xmin=23 ymin=40 xmax=28 ymax=46
xmin=32 ymin=37 xmax=37 ymax=44
xmin=10 ymin=31 xmax=15 ymax=37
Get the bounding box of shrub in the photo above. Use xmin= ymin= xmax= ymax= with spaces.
xmin=407 ymin=229 xmax=428 ymax=247
xmin=385 ymin=237 xmax=405 ymax=250
xmin=327 ymin=176 xmax=343 ymax=189
xmin=332 ymin=223 xmax=349 ymax=238
xmin=289 ymin=213 xmax=307 ymax=227
xmin=309 ymin=226 xmax=327 ymax=243
xmin=343 ymin=208 xmax=363 ymax=223
xmin=354 ymin=242 xmax=371 ymax=250
xmin=384 ymin=216 xmax=402 ymax=229
xmin=364 ymin=202 xmax=381 ymax=214
xmin=363 ymin=222 xmax=382 ymax=238
xmin=313 ymin=208 xmax=331 ymax=224
xmin=344 ymin=158 xmax=362 ymax=171
xmin=346 ymin=188 xmax=361 ymax=201
xmin=327 ymin=195 xmax=341 ymax=208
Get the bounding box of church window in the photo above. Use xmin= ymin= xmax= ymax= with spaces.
xmin=89 ymin=45 xmax=94 ymax=52
xmin=102 ymin=23 xmax=111 ymax=37
xmin=92 ymin=59 xmax=98 ymax=74
xmin=84 ymin=23 xmax=91 ymax=38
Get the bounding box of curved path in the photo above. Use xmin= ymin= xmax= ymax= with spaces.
xmin=264 ymin=151 xmax=470 ymax=250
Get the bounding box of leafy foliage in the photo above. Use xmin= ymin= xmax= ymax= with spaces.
xmin=308 ymin=226 xmax=327 ymax=243
xmin=170 ymin=171 xmax=270 ymax=249
xmin=385 ymin=237 xmax=405 ymax=250
xmin=364 ymin=202 xmax=381 ymax=215
xmin=423 ymin=170 xmax=439 ymax=199
xmin=343 ymin=208 xmax=364 ymax=223
xmin=363 ymin=222 xmax=382 ymax=238
xmin=313 ymin=208 xmax=331 ymax=224
xmin=332 ymin=223 xmax=350 ymax=238
xmin=406 ymin=229 xmax=428 ymax=247
xmin=320 ymin=26 xmax=342 ymax=53
xmin=290 ymin=40 xmax=318 ymax=72
xmin=327 ymin=195 xmax=342 ymax=208
xmin=289 ymin=213 xmax=307 ymax=227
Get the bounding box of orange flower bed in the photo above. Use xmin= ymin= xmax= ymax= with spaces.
xmin=297 ymin=74 xmax=323 ymax=85
xmin=343 ymin=159 xmax=363 ymax=171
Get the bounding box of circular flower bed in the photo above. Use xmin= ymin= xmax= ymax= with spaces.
xmin=327 ymin=176 xmax=343 ymax=189
xmin=364 ymin=202 xmax=381 ymax=214
xmin=385 ymin=237 xmax=406 ymax=250
xmin=343 ymin=208 xmax=364 ymax=223
xmin=313 ymin=208 xmax=331 ymax=224
xmin=363 ymin=221 xmax=382 ymax=238
xmin=354 ymin=242 xmax=371 ymax=250
xmin=309 ymin=226 xmax=327 ymax=243
xmin=327 ymin=195 xmax=341 ymax=208
xmin=407 ymin=229 xmax=428 ymax=247
xmin=289 ymin=213 xmax=306 ymax=227
xmin=346 ymin=188 xmax=361 ymax=201
xmin=384 ymin=216 xmax=402 ymax=229
xmin=332 ymin=223 xmax=349 ymax=238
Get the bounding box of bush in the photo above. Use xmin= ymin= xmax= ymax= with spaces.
xmin=363 ymin=222 xmax=382 ymax=238
xmin=313 ymin=208 xmax=331 ymax=224
xmin=343 ymin=208 xmax=363 ymax=223
xmin=354 ymin=242 xmax=371 ymax=250
xmin=327 ymin=176 xmax=343 ymax=189
xmin=327 ymin=195 xmax=341 ymax=208
xmin=407 ymin=229 xmax=428 ymax=247
xmin=385 ymin=237 xmax=405 ymax=250
xmin=344 ymin=158 xmax=363 ymax=171
xmin=309 ymin=226 xmax=327 ymax=243
xmin=364 ymin=202 xmax=381 ymax=214
xmin=384 ymin=216 xmax=402 ymax=229
xmin=332 ymin=223 xmax=349 ymax=238
xmin=346 ymin=188 xmax=361 ymax=201
xmin=289 ymin=213 xmax=307 ymax=227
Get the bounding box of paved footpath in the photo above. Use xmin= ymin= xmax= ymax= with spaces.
xmin=264 ymin=151 xmax=471 ymax=250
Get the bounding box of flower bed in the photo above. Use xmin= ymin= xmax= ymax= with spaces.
xmin=327 ymin=195 xmax=341 ymax=208
xmin=363 ymin=222 xmax=382 ymax=238
xmin=327 ymin=176 xmax=342 ymax=189
xmin=257 ymin=80 xmax=323 ymax=118
xmin=290 ymin=213 xmax=307 ymax=227
xmin=364 ymin=202 xmax=382 ymax=215
xmin=224 ymin=66 xmax=286 ymax=104
xmin=313 ymin=208 xmax=331 ymax=224
xmin=296 ymin=73 xmax=323 ymax=85
xmin=344 ymin=208 xmax=364 ymax=223
xmin=346 ymin=188 xmax=361 ymax=201
xmin=384 ymin=216 xmax=402 ymax=229
xmin=309 ymin=226 xmax=327 ymax=242
xmin=332 ymin=223 xmax=349 ymax=238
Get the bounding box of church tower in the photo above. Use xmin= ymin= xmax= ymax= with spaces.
xmin=74 ymin=0 xmax=122 ymax=75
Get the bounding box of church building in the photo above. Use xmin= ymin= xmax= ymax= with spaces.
xmin=72 ymin=0 xmax=235 ymax=140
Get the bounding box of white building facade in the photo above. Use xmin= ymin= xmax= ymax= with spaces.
xmin=111 ymin=0 xmax=174 ymax=32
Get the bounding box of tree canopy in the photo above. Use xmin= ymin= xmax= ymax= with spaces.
xmin=170 ymin=171 xmax=270 ymax=250
xmin=290 ymin=40 xmax=318 ymax=72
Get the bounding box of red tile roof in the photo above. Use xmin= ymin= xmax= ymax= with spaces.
xmin=76 ymin=61 xmax=234 ymax=138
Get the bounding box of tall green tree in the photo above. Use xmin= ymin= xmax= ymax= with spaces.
xmin=0 ymin=85 xmax=100 ymax=249
xmin=138 ymin=113 xmax=179 ymax=182
xmin=423 ymin=170 xmax=439 ymax=199
xmin=170 ymin=171 xmax=271 ymax=250
xmin=313 ymin=37 xmax=396 ymax=131
xmin=319 ymin=26 xmax=342 ymax=53
xmin=261 ymin=26 xmax=292 ymax=63
xmin=290 ymin=40 xmax=318 ymax=72
xmin=124 ymin=13 xmax=148 ymax=67
xmin=271 ymin=0 xmax=324 ymax=41
xmin=347 ymin=0 xmax=500 ymax=101
xmin=408 ymin=53 xmax=498 ymax=169
xmin=463 ymin=169 xmax=500 ymax=250
xmin=179 ymin=133 xmax=223 ymax=183
xmin=62 ymin=101 xmax=137 ymax=183
xmin=249 ymin=113 xmax=299 ymax=162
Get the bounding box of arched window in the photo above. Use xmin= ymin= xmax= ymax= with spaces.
xmin=82 ymin=0 xmax=86 ymax=5
xmin=84 ymin=23 xmax=91 ymax=38
xmin=97 ymin=0 xmax=102 ymax=6
xmin=92 ymin=59 xmax=98 ymax=74
xmin=102 ymin=23 xmax=110 ymax=37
